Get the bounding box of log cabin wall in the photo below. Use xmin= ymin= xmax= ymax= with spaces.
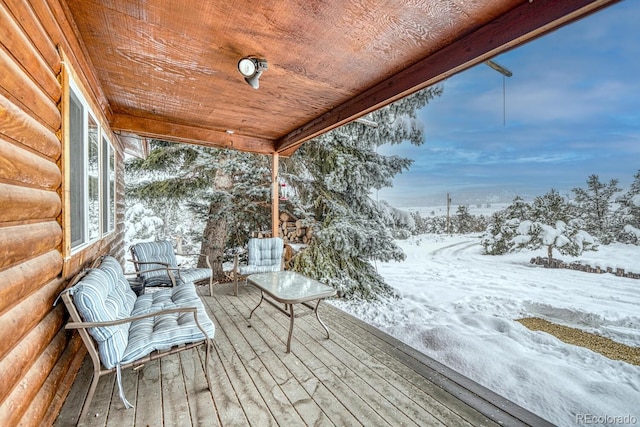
xmin=0 ymin=0 xmax=127 ymax=425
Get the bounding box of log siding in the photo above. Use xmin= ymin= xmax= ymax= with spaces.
xmin=0 ymin=0 xmax=127 ymax=425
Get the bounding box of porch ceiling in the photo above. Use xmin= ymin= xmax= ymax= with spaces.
xmin=63 ymin=0 xmax=617 ymax=156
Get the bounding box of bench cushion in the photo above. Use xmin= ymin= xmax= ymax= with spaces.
xmin=72 ymin=267 xmax=136 ymax=369
xmin=121 ymin=297 xmax=215 ymax=365
xmin=131 ymin=241 xmax=212 ymax=287
xmin=246 ymin=237 xmax=283 ymax=267
xmin=71 ymin=255 xmax=215 ymax=370
xmin=239 ymin=264 xmax=282 ymax=275
xmin=180 ymin=267 xmax=213 ymax=284
xmin=130 ymin=240 xmax=178 ymax=287
xmin=130 ymin=282 xmax=201 ymax=316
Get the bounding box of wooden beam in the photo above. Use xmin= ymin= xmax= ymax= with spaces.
xmin=275 ymin=0 xmax=620 ymax=155
xmin=110 ymin=113 xmax=276 ymax=154
xmin=271 ymin=153 xmax=279 ymax=238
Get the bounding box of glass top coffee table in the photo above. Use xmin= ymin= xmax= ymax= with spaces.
xmin=247 ymin=271 xmax=337 ymax=353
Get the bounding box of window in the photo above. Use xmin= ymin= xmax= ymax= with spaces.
xmin=68 ymin=77 xmax=116 ymax=250
xmin=69 ymin=89 xmax=85 ymax=248
xmin=88 ymin=115 xmax=100 ymax=241
xmin=101 ymin=133 xmax=116 ymax=234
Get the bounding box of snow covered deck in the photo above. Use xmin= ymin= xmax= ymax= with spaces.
xmin=55 ymin=283 xmax=551 ymax=426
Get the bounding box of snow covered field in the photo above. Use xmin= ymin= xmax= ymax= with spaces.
xmin=330 ymin=234 xmax=640 ymax=426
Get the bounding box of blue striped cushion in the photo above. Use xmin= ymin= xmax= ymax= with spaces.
xmin=180 ymin=268 xmax=212 ymax=284
xmin=71 ymin=257 xmax=215 ymax=370
xmin=246 ymin=237 xmax=283 ymax=267
xmin=122 ymin=297 xmax=215 ymax=365
xmin=131 ymin=241 xmax=178 ymax=285
xmin=72 ymin=267 xmax=134 ymax=369
xmin=99 ymin=256 xmax=137 ymax=310
xmin=130 ymin=282 xmax=201 ymax=317
xmin=239 ymin=264 xmax=282 ymax=275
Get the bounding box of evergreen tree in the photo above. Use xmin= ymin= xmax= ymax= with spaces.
xmin=481 ymin=196 xmax=530 ymax=255
xmin=514 ymin=218 xmax=596 ymax=263
xmin=530 ymin=188 xmax=574 ymax=224
xmin=615 ymin=170 xmax=640 ymax=244
xmin=454 ymin=205 xmax=473 ymax=233
xmin=474 ymin=214 xmax=489 ymax=233
xmin=572 ymin=174 xmax=621 ymax=244
xmin=410 ymin=211 xmax=428 ymax=235
xmin=504 ymin=195 xmax=531 ymax=220
xmin=125 ymin=86 xmax=443 ymax=298
xmin=515 ymin=189 xmax=596 ymax=263
xmin=481 ymin=211 xmax=519 ymax=255
xmin=285 ymin=86 xmax=444 ymax=299
xmin=126 ymin=142 xmax=271 ymax=279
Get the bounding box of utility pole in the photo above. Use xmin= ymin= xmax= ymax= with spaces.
xmin=446 ymin=193 xmax=452 ymax=234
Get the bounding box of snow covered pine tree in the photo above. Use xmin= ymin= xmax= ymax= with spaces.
xmin=282 ymin=86 xmax=443 ymax=300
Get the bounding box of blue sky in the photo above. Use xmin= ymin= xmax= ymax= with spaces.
xmin=378 ymin=1 xmax=640 ymax=207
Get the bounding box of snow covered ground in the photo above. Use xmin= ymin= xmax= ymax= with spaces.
xmin=330 ymin=234 xmax=640 ymax=426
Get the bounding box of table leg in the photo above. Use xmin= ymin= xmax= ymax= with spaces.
xmin=315 ymin=299 xmax=330 ymax=339
xmin=249 ymin=291 xmax=265 ymax=319
xmin=286 ymin=303 xmax=295 ymax=353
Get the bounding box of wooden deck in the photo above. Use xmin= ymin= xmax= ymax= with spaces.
xmin=55 ymin=282 xmax=552 ymax=426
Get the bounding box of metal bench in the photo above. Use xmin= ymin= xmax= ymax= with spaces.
xmin=57 ymin=255 xmax=215 ymax=425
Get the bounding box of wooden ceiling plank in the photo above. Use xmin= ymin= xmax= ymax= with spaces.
xmin=110 ymin=114 xmax=275 ymax=154
xmin=275 ymin=0 xmax=620 ymax=155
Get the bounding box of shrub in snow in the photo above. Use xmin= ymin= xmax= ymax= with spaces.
xmin=614 ymin=170 xmax=640 ymax=244
xmin=482 ymin=191 xmax=597 ymax=261
xmin=513 ymin=219 xmax=597 ymax=264
xmin=572 ymin=174 xmax=621 ymax=245
xmin=481 ymin=213 xmax=520 ymax=255
xmin=377 ymin=200 xmax=414 ymax=239
xmin=620 ymin=224 xmax=640 ymax=244
xmin=454 ymin=205 xmax=474 ymax=233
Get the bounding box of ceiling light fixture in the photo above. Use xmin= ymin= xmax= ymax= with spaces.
xmin=237 ymin=57 xmax=268 ymax=89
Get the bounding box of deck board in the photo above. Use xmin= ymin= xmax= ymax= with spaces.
xmin=208 ymin=292 xmax=307 ymax=426
xmin=231 ymin=288 xmax=422 ymax=426
xmin=217 ymin=290 xmax=371 ymax=426
xmin=55 ymin=282 xmax=551 ymax=427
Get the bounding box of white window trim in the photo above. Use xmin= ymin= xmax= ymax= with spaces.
xmin=101 ymin=130 xmax=116 ymax=236
xmin=68 ymin=76 xmax=115 ymax=251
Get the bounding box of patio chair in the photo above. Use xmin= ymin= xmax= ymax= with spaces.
xmin=130 ymin=240 xmax=216 ymax=295
xmin=233 ymin=237 xmax=284 ymax=296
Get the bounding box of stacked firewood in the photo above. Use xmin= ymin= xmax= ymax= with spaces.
xmin=251 ymin=212 xmax=314 ymax=244
xmin=278 ymin=212 xmax=314 ymax=244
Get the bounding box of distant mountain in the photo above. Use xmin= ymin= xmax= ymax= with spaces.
xmin=383 ymin=186 xmax=544 ymax=208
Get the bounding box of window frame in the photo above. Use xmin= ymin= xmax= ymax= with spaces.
xmin=101 ymin=130 xmax=116 ymax=236
xmin=66 ymin=72 xmax=117 ymax=253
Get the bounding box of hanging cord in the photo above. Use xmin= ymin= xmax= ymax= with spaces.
xmin=485 ymin=60 xmax=512 ymax=126
xmin=116 ymin=364 xmax=134 ymax=409
xmin=503 ymin=74 xmax=506 ymax=126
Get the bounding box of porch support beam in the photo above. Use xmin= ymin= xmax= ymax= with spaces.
xmin=110 ymin=113 xmax=275 ymax=154
xmin=275 ymin=0 xmax=619 ymax=156
xmin=271 ymin=153 xmax=279 ymax=238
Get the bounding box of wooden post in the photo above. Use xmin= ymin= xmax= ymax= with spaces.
xmin=272 ymin=153 xmax=279 ymax=237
